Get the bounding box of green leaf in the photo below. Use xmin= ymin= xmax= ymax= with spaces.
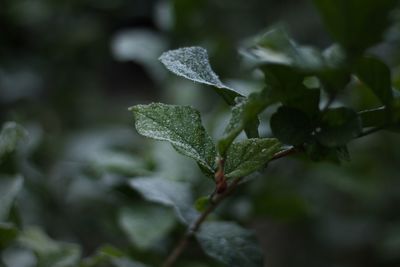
xmin=194 ymin=196 xmax=210 ymax=212
xmin=313 ymin=0 xmax=397 ymax=52
xmin=159 ymin=46 xmax=241 ymax=105
xmin=270 ymin=106 xmax=314 ymax=146
xmin=0 ymin=223 xmax=18 ymax=249
xmin=18 ymin=227 xmax=81 ymax=267
xmin=316 ymin=108 xmax=362 ymax=147
xmin=130 ymin=103 xmax=216 ymax=175
xmin=242 ymin=26 xmax=324 ymax=71
xmin=0 ymin=175 xmax=23 ymax=221
xmin=224 ymin=138 xmax=282 ymax=179
xmin=118 ymin=204 xmax=176 ymax=250
xmin=358 ymin=107 xmax=388 ymax=127
xmin=0 ymin=122 xmax=27 ymax=160
xmin=355 ymin=56 xmax=393 ymax=106
xmin=196 ymin=221 xmax=263 ymax=267
xmin=262 ymin=65 xmax=320 ymax=115
xmin=218 ymin=89 xmax=273 ymax=156
xmin=129 ymin=177 xmax=197 ymax=224
xmin=81 ymin=245 xmax=149 ymax=267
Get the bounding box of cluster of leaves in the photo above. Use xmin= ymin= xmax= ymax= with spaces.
xmin=1 ymin=0 xmax=400 ymax=267
xmin=127 ymin=0 xmax=400 ymax=266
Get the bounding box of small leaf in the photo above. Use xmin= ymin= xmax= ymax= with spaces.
xmin=159 ymin=46 xmax=242 ymax=105
xmin=270 ymin=106 xmax=313 ymax=146
xmin=224 ymin=138 xmax=282 ymax=179
xmin=130 ymin=103 xmax=216 ymax=175
xmin=196 ymin=221 xmax=264 ymax=267
xmin=218 ymin=89 xmax=273 ymax=156
xmin=129 ymin=177 xmax=197 ymax=224
xmin=118 ymin=204 xmax=176 ymax=250
xmin=316 ymin=107 xmax=362 ymax=147
xmin=0 ymin=175 xmax=23 ymax=221
xmin=194 ymin=196 xmax=210 ymax=212
xmin=0 ymin=122 xmax=27 ymax=160
xmin=355 ymin=56 xmax=393 ymax=106
xmin=0 ymin=223 xmax=18 ymax=249
xmin=313 ymin=0 xmax=397 ymax=52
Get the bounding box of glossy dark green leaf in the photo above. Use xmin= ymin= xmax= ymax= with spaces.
xmin=313 ymin=0 xmax=398 ymax=52
xmin=224 ymin=138 xmax=282 ymax=179
xmin=159 ymin=46 xmax=241 ymax=105
xmin=196 ymin=221 xmax=263 ymax=267
xmin=129 ymin=177 xmax=197 ymax=224
xmin=0 ymin=175 xmax=23 ymax=221
xmin=355 ymin=56 xmax=393 ymax=106
xmin=316 ymin=108 xmax=362 ymax=147
xmin=130 ymin=103 xmax=216 ymax=175
xmin=270 ymin=106 xmax=314 ymax=146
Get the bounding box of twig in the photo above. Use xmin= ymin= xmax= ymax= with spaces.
xmin=161 ymin=178 xmax=242 ymax=267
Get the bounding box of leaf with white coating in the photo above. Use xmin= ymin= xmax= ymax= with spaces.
xmin=196 ymin=221 xmax=264 ymax=267
xmin=225 ymin=138 xmax=282 ymax=179
xmin=129 ymin=177 xmax=197 ymax=224
xmin=130 ymin=103 xmax=217 ymax=174
xmin=159 ymin=47 xmax=242 ymax=104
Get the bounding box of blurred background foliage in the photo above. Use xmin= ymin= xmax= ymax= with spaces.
xmin=1 ymin=0 xmax=400 ymax=266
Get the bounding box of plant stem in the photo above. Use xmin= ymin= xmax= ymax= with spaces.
xmin=161 ymin=177 xmax=242 ymax=267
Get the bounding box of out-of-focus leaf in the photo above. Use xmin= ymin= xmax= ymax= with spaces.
xmin=0 ymin=223 xmax=18 ymax=249
xmin=313 ymin=0 xmax=398 ymax=52
xmin=159 ymin=46 xmax=241 ymax=105
xmin=18 ymin=227 xmax=81 ymax=267
xmin=129 ymin=177 xmax=197 ymax=224
xmin=0 ymin=175 xmax=23 ymax=221
xmin=218 ymin=89 xmax=273 ymax=156
xmin=0 ymin=122 xmax=27 ymax=160
xmin=358 ymin=107 xmax=388 ymax=127
xmin=262 ymin=65 xmax=320 ymax=115
xmin=196 ymin=221 xmax=263 ymax=267
xmin=241 ymin=26 xmax=324 ymax=71
xmin=118 ymin=204 xmax=176 ymax=250
xmin=316 ymin=108 xmax=362 ymax=147
xmin=81 ymin=245 xmax=149 ymax=267
xmin=355 ymin=56 xmax=393 ymax=106
xmin=130 ymin=103 xmax=216 ymax=175
xmin=270 ymin=106 xmax=313 ymax=146
xmin=224 ymin=138 xmax=282 ymax=179
xmin=194 ymin=196 xmax=210 ymax=212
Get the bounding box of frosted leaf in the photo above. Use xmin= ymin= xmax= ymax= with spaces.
xmin=129 ymin=177 xmax=198 ymax=224
xmin=196 ymin=221 xmax=264 ymax=267
xmin=159 ymin=47 xmax=242 ymax=104
xmin=130 ymin=103 xmax=216 ymax=174
xmin=224 ymin=138 xmax=282 ymax=179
